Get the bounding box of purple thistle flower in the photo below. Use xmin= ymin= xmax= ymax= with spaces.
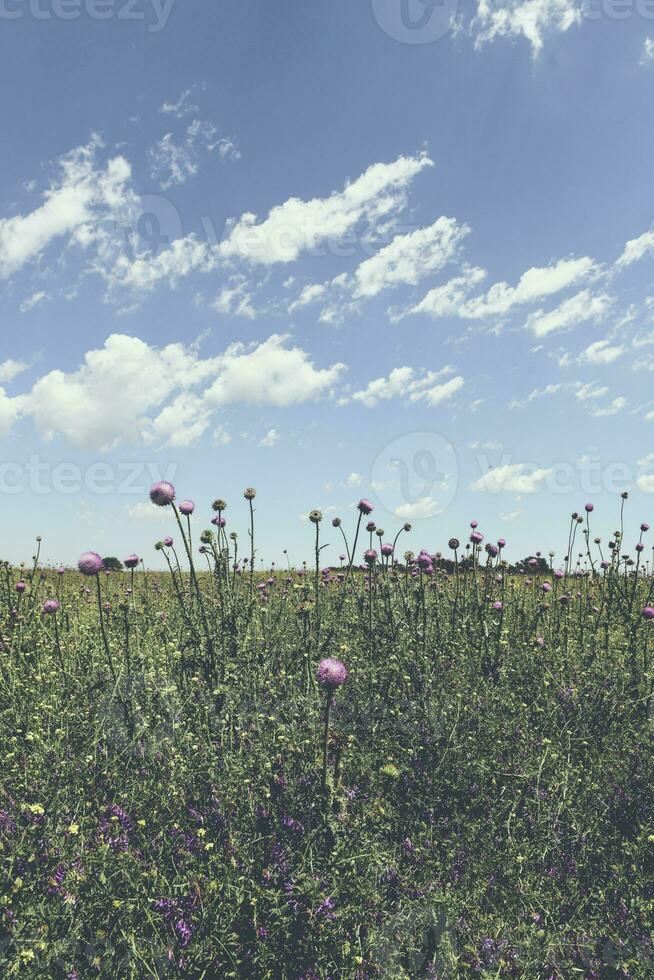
xmin=179 ymin=500 xmax=195 ymax=516
xmin=78 ymin=552 xmax=103 ymax=577
xmin=42 ymin=599 xmax=60 ymax=614
xmin=15 ymin=581 xmax=26 ymax=593
xmin=316 ymin=657 xmax=348 ymax=690
xmin=124 ymin=554 xmax=140 ymax=569
xmin=150 ymin=481 xmax=176 ymax=507
xmin=163 ymin=536 xmax=173 ymax=547
xmin=357 ymin=498 xmax=374 ymax=515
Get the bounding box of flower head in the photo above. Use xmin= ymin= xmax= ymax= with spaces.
xmin=150 ymin=481 xmax=176 ymax=507
xmin=316 ymin=657 xmax=348 ymax=690
xmin=78 ymin=552 xmax=103 ymax=577
xmin=357 ymin=499 xmax=374 ymax=515
xmin=178 ymin=500 xmax=195 ymax=516
xmin=124 ymin=554 xmax=140 ymax=569
xmin=42 ymin=599 xmax=60 ymax=615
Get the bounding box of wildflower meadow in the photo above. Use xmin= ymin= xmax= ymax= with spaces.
xmin=1 ymin=486 xmax=654 ymax=978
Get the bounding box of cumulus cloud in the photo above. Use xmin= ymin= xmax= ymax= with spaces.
xmin=470 ymin=463 xmax=552 ymax=493
xmin=5 ymin=332 xmax=343 ymax=451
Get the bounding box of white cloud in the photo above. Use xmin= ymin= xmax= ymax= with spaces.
xmin=640 ymin=37 xmax=654 ymax=67
xmin=575 ymin=382 xmax=609 ymax=402
xmin=126 ymin=501 xmax=173 ymax=523
xmin=20 ymin=291 xmax=48 ymax=313
xmin=203 ymin=334 xmax=345 ymax=408
xmin=474 ymin=0 xmax=582 ymax=54
xmin=395 ymin=497 xmax=440 ymax=520
xmin=406 ymin=266 xmax=487 ymax=318
xmin=637 ymin=474 xmax=654 ymax=492
xmin=5 ymin=332 xmax=343 ymax=450
xmin=579 ymin=339 xmax=624 ymax=365
xmin=350 ymin=365 xmax=462 ymax=408
xmin=0 ymin=136 xmax=135 ymax=280
xmin=408 ymin=256 xmax=597 ymax=322
xmin=160 ymin=88 xmax=200 ymax=118
xmin=149 ymin=120 xmax=239 ymax=190
xmin=259 ymin=428 xmax=279 ymax=448
xmin=0 ymin=359 xmax=29 ymax=384
xmin=0 ymin=388 xmax=24 ymax=438
xmin=616 ymin=231 xmax=654 ymax=268
xmin=471 ymin=463 xmax=552 ymax=493
xmin=589 ymin=396 xmax=626 ymax=418
xmin=107 ymin=153 xmax=433 ymax=296
xmin=288 ymin=282 xmax=328 ymax=313
xmin=213 ymin=277 xmax=256 ymax=318
xmin=345 ymin=472 xmax=362 ymax=487
xmin=213 ymin=425 xmax=231 ymax=446
xmin=217 ymin=152 xmax=433 ymax=266
xmin=524 ymin=289 xmax=612 ymax=338
xmin=352 ymin=216 xmax=469 ymax=298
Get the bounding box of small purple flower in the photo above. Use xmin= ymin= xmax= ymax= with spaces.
xmin=42 ymin=599 xmax=60 ymax=614
xmin=381 ymin=543 xmax=393 ymax=557
xmin=364 ymin=548 xmax=378 ymax=564
xmin=150 ymin=481 xmax=176 ymax=507
xmin=78 ymin=552 xmax=103 ymax=577
xmin=585 ymin=503 xmax=594 ymax=513
xmin=316 ymin=657 xmax=348 ymax=690
xmin=470 ymin=531 xmax=484 ymax=544
xmin=492 ymin=601 xmax=503 ymax=611
xmin=163 ymin=537 xmax=173 ymax=547
xmin=15 ymin=581 xmax=26 ymax=593
xmin=448 ymin=537 xmax=459 ymax=550
xmin=124 ymin=554 xmax=140 ymax=569
xmin=357 ymin=498 xmax=374 ymax=515
xmin=179 ymin=500 xmax=195 ymax=516
xmin=643 ymin=607 xmax=654 ymax=620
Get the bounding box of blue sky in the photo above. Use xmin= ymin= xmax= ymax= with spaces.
xmin=1 ymin=0 xmax=654 ymax=568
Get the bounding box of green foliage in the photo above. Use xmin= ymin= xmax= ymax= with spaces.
xmin=0 ymin=523 xmax=653 ymax=978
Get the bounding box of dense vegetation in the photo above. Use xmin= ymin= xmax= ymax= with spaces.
xmin=1 ymin=488 xmax=653 ymax=978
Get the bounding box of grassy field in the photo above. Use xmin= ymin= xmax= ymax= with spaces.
xmin=1 ymin=489 xmax=654 ymax=978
